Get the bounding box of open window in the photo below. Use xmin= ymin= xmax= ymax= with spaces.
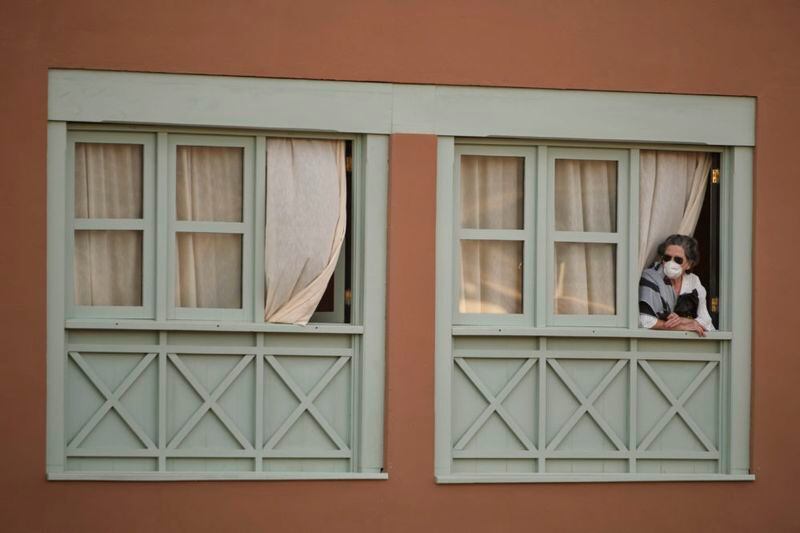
xmin=438 ymin=138 xmax=749 ymax=483
xmin=49 ymin=124 xmax=387 ymax=481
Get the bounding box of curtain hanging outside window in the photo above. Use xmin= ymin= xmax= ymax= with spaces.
xmin=638 ymin=151 xmax=712 ymax=271
xmin=264 ymin=139 xmax=346 ymax=324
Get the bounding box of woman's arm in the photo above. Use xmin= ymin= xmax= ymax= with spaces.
xmin=645 ymin=313 xmax=706 ymax=336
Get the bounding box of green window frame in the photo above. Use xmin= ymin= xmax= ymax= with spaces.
xmin=437 ymin=138 xmax=753 ymax=483
xmin=545 ymin=147 xmax=629 ymax=328
xmin=49 ymin=120 xmax=388 ymax=481
xmin=66 ymin=131 xmax=157 ymax=320
xmin=166 ymin=134 xmax=256 ymax=322
xmin=453 ymin=144 xmax=537 ymax=326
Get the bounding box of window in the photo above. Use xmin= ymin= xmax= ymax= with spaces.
xmin=49 ymin=122 xmax=388 ymax=481
xmin=437 ymin=138 xmax=752 ymax=483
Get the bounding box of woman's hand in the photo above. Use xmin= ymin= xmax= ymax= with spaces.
xmin=662 ymin=313 xmax=706 ymax=337
xmin=663 ymin=313 xmax=682 ymax=329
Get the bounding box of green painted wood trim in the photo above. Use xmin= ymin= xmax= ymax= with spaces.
xmin=49 ymin=472 xmax=389 ymax=481
xmin=451 ymin=326 xmax=732 ymax=339
xmin=627 ymin=149 xmax=641 ymax=329
xmin=435 ymin=136 xmax=456 ymax=475
xmin=357 ymin=134 xmax=389 ymax=473
xmin=253 ymin=136 xmax=267 ymax=323
xmin=535 ymin=146 xmax=548 ymax=327
xmin=545 ymin=147 xmax=629 ymax=328
xmin=728 ymin=147 xmax=753 ymax=475
xmin=452 ymin=144 xmax=537 ymax=327
xmin=155 ymin=133 xmax=169 ymax=321
xmin=451 ymin=350 xmax=722 ymax=362
xmin=73 ymin=219 xmax=145 ymax=230
xmin=66 ymin=344 xmax=353 ymax=357
xmin=166 ymin=134 xmax=255 ymax=322
xmin=64 ymin=319 xmax=364 ymax=334
xmin=49 ymin=70 xmax=755 ymax=146
xmin=436 ymin=474 xmax=754 ymax=484
xmin=46 ymin=121 xmax=67 ymax=473
xmin=66 ymin=131 xmax=157 ymax=320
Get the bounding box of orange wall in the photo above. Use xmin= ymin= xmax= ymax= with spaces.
xmin=1 ymin=1 xmax=800 ymax=531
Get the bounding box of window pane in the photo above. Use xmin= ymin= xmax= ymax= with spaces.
xmin=460 ymin=155 xmax=524 ymax=229
xmin=176 ymin=233 xmax=242 ymax=309
xmin=554 ymin=242 xmax=616 ymax=315
xmin=555 ymin=159 xmax=617 ymax=232
xmin=459 ymin=240 xmax=523 ymax=314
xmin=75 ymin=143 xmax=143 ymax=219
xmin=176 ymin=146 xmax=243 ymax=222
xmin=74 ymin=230 xmax=143 ymax=306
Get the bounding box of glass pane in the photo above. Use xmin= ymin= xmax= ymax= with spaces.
xmin=176 ymin=233 xmax=242 ymax=309
xmin=460 ymin=155 xmax=524 ymax=229
xmin=176 ymin=146 xmax=243 ymax=222
xmin=554 ymin=242 xmax=616 ymax=315
xmin=459 ymin=240 xmax=523 ymax=314
xmin=74 ymin=143 xmax=143 ymax=219
xmin=74 ymin=230 xmax=143 ymax=306
xmin=555 ymin=159 xmax=617 ymax=232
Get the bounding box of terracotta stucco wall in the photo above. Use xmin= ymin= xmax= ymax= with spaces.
xmin=1 ymin=1 xmax=799 ymax=531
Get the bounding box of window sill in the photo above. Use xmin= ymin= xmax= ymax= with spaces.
xmin=436 ymin=473 xmax=754 ymax=484
xmin=65 ymin=319 xmax=364 ymax=335
xmin=452 ymin=325 xmax=732 ymax=340
xmin=48 ymin=471 xmax=388 ymax=482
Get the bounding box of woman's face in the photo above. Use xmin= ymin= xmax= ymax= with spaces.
xmin=663 ymin=244 xmax=691 ymax=273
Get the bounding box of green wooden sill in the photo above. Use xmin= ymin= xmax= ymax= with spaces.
xmin=65 ymin=319 xmax=364 ymax=335
xmin=452 ymin=326 xmax=732 ymax=340
xmin=436 ymin=473 xmax=754 ymax=484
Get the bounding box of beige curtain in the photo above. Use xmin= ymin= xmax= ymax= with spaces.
xmin=639 ymin=151 xmax=712 ymax=270
xmin=175 ymin=146 xmax=244 ymax=309
xmin=554 ymin=160 xmax=617 ymax=315
xmin=458 ymin=156 xmax=524 ymax=314
xmin=73 ymin=143 xmax=143 ymax=306
xmin=264 ymin=139 xmax=346 ymax=324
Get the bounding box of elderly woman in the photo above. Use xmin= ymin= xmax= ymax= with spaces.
xmin=639 ymin=234 xmax=715 ymax=336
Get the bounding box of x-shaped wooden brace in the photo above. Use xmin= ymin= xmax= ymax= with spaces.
xmin=638 ymin=360 xmax=718 ymax=452
xmin=263 ymin=355 xmax=350 ymax=451
xmin=453 ymin=358 xmax=537 ymax=452
xmin=546 ymin=359 xmax=628 ymax=452
xmin=67 ymin=351 xmax=158 ymax=451
xmin=167 ymin=354 xmax=255 ymax=450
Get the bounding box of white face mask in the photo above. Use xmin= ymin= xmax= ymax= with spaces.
xmin=663 ymin=260 xmax=683 ymax=280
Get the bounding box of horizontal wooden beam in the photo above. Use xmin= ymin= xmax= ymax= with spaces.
xmin=49 ymin=70 xmax=755 ymax=146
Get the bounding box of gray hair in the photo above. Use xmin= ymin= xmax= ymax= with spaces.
xmin=657 ymin=234 xmax=700 ymax=265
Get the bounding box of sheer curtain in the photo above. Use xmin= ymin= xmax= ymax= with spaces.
xmin=264 ymin=139 xmax=346 ymax=324
xmin=554 ymin=160 xmax=617 ymax=315
xmin=639 ymin=151 xmax=712 ymax=270
xmin=458 ymin=156 xmax=523 ymax=314
xmin=175 ymin=146 xmax=244 ymax=309
xmin=73 ymin=143 xmax=143 ymax=306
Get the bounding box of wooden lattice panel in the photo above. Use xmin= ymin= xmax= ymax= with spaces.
xmin=64 ymin=331 xmax=354 ymax=474
xmin=451 ymin=337 xmax=722 ymax=475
